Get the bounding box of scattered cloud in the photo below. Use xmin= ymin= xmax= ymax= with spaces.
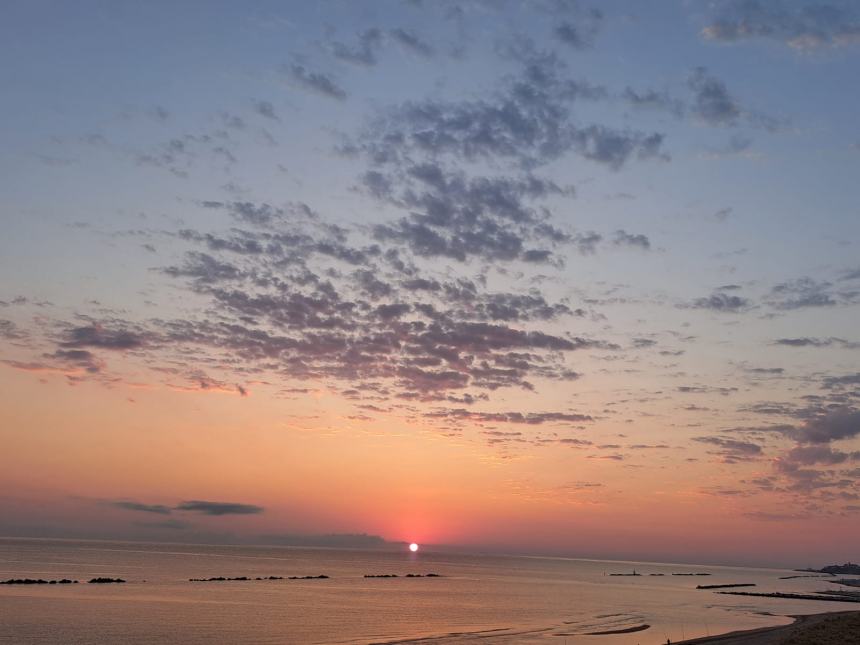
xmin=701 ymin=1 xmax=860 ymax=50
xmin=285 ymin=64 xmax=347 ymax=101
xmin=176 ymin=500 xmax=264 ymax=516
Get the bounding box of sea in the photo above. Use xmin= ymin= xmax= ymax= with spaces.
xmin=0 ymin=537 xmax=852 ymax=644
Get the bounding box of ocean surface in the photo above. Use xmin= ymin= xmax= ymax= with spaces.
xmin=0 ymin=538 xmax=852 ymax=644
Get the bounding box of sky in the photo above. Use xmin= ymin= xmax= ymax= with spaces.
xmin=1 ymin=0 xmax=859 ymax=567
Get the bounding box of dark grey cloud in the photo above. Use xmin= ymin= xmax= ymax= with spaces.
xmin=571 ymin=231 xmax=602 ymax=254
xmin=112 ymin=501 xmax=172 ymax=515
xmin=0 ymin=319 xmax=27 ymax=341
xmin=348 ymin=48 xmax=664 ymax=170
xmin=781 ymin=444 xmax=860 ymax=466
xmin=713 ymin=207 xmax=734 ymax=221
xmin=780 ymin=408 xmax=860 ymax=444
xmin=822 ymin=373 xmax=860 ymax=389
xmin=687 ymin=67 xmax=781 ymax=131
xmin=774 ymin=337 xmax=860 ymax=349
xmin=368 ymin=164 xmax=572 ymax=263
xmin=768 ymin=277 xmax=840 ymax=309
xmin=744 ymin=366 xmax=784 ymax=375
xmin=176 ymin=500 xmax=264 ymax=516
xmin=49 ymin=349 xmax=102 ymax=373
xmin=253 ymin=100 xmax=279 ymax=121
xmin=687 ymin=67 xmax=741 ymax=127
xmin=331 ymin=28 xmax=384 ymax=66
xmin=156 ymin=217 xmax=610 ymax=396
xmin=285 ymin=64 xmax=347 ymax=101
xmin=701 ymin=0 xmax=860 ymax=50
xmin=622 ymin=87 xmax=685 ymax=117
xmin=427 ymin=407 xmax=592 ymax=425
xmin=679 ymin=385 xmax=738 ymax=396
xmin=612 ymin=230 xmax=650 ymax=250
xmin=553 ymin=8 xmax=603 ymax=50
xmin=388 ymin=28 xmax=435 ymax=57
xmin=694 ymin=435 xmax=763 ymax=462
xmin=61 ymin=323 xmax=147 ymax=350
xmin=688 ymin=291 xmax=753 ymax=313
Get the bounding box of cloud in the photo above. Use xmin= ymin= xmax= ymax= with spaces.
xmin=688 ymin=291 xmax=753 ymax=313
xmin=693 ymin=435 xmax=764 ymax=462
xmin=701 ymin=1 xmax=860 ymax=50
xmin=0 ymin=319 xmax=27 ymax=340
xmin=774 ymin=337 xmax=860 ymax=349
xmin=427 ymin=408 xmax=592 ymax=425
xmin=176 ymin=500 xmax=264 ymax=516
xmin=49 ymin=349 xmax=103 ymax=374
xmin=622 ymin=87 xmax=685 ymax=117
xmin=822 ymin=373 xmax=860 ymax=389
xmin=285 ymin=64 xmax=347 ymax=101
xmin=781 ymin=408 xmax=860 ymax=444
xmin=781 ymin=444 xmax=860 ymax=466
xmin=679 ymin=385 xmax=738 ymax=396
xmin=348 ymin=47 xmax=664 ymax=170
xmin=368 ymin=165 xmax=573 ymax=263
xmin=111 ymin=501 xmax=172 ymax=515
xmin=331 ymin=29 xmax=383 ymax=66
xmin=768 ymin=277 xmax=840 ymax=309
xmin=612 ymin=230 xmax=651 ymax=250
xmin=687 ymin=67 xmax=779 ymax=131
xmin=253 ymin=100 xmax=279 ymax=121
xmin=61 ymin=323 xmax=147 ymax=350
xmin=388 ymin=28 xmax=435 ymax=57
xmin=687 ymin=67 xmax=742 ymax=127
xmin=553 ymin=11 xmax=603 ymax=50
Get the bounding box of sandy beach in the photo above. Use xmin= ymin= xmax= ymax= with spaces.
xmin=675 ymin=611 xmax=860 ymax=644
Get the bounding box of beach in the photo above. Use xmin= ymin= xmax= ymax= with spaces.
xmin=676 ymin=611 xmax=860 ymax=644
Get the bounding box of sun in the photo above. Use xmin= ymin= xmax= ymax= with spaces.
xmin=409 ymin=542 xmax=419 ymax=552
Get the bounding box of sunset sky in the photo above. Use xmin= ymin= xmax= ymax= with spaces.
xmin=1 ymin=0 xmax=859 ymax=567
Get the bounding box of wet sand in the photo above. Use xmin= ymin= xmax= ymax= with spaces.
xmin=674 ymin=611 xmax=860 ymax=644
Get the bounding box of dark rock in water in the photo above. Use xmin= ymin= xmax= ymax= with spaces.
xmin=365 ymin=574 xmax=398 ymax=578
xmin=288 ymin=575 xmax=329 ymax=580
xmin=584 ymin=624 xmax=650 ymax=635
xmin=718 ymin=590 xmax=860 ymax=603
xmin=88 ymin=577 xmax=126 ymax=584
xmin=780 ymin=574 xmax=829 ymax=579
xmin=672 ymin=572 xmax=711 ymax=576
xmin=697 ymin=583 xmax=756 ymax=589
xmin=404 ymin=573 xmax=443 ymax=578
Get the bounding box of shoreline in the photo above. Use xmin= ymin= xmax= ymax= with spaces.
xmin=674 ymin=611 xmax=860 ymax=644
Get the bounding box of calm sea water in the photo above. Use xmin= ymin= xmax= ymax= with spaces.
xmin=0 ymin=538 xmax=851 ymax=644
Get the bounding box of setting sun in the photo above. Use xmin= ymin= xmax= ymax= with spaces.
xmin=409 ymin=543 xmax=419 ymax=553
